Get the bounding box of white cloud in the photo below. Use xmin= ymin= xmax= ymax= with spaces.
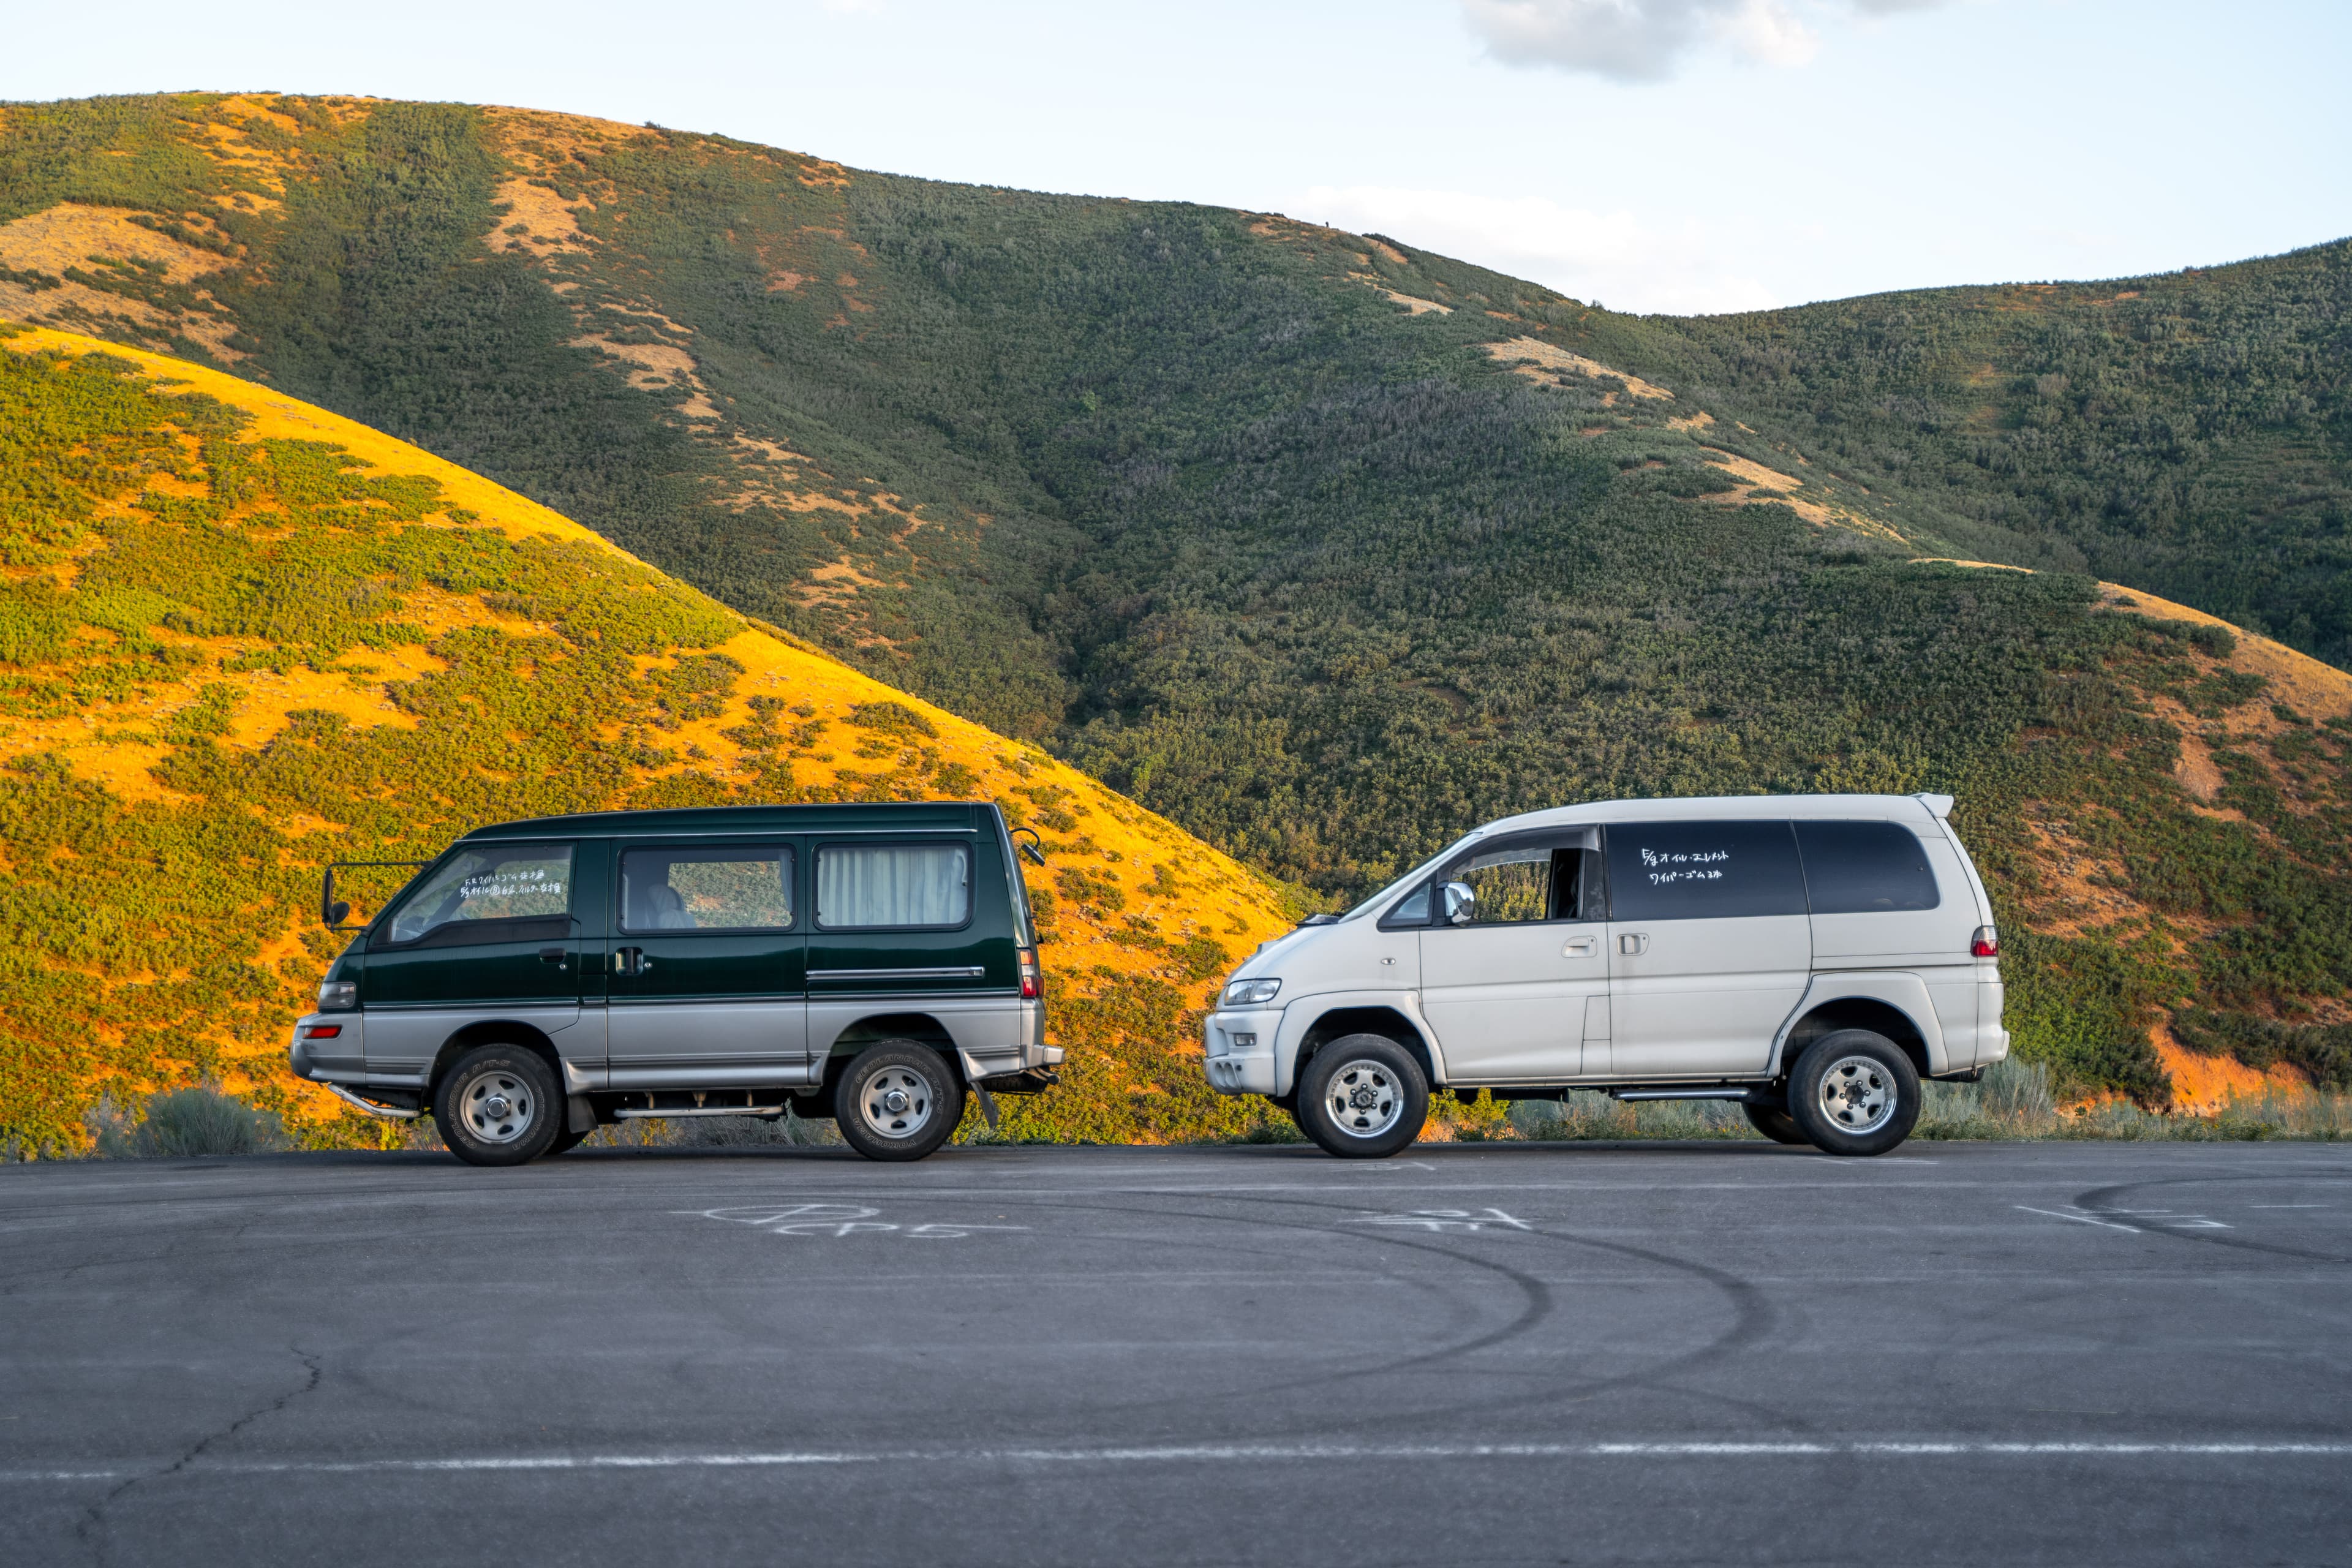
xmin=1299 ymin=184 xmax=1783 ymax=316
xmin=1460 ymin=0 xmax=1945 ymax=83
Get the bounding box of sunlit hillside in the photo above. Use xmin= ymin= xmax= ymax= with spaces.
xmin=4 ymin=94 xmax=2348 ymax=1111
xmin=0 ymin=325 xmax=1302 ymax=1153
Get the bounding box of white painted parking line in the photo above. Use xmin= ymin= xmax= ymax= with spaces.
xmin=2016 ymin=1205 xmax=2141 ymax=1233
xmin=10 ymin=1439 xmax=2352 ymax=1483
xmin=1353 ymin=1208 xmax=1532 ymax=1232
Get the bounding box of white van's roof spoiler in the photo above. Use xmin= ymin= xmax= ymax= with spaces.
xmin=1913 ymin=792 xmax=1954 ymax=818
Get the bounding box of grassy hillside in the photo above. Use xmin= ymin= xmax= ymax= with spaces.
xmin=2 ymin=93 xmax=2350 ymax=1109
xmin=0 ymin=324 xmax=1300 ymax=1155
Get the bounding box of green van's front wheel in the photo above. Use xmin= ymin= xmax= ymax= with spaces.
xmin=434 ymin=1044 xmax=562 ymax=1167
xmin=835 ymin=1042 xmax=965 ymax=1162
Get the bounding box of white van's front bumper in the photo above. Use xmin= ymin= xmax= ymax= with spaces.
xmin=1204 ymin=1009 xmax=1282 ymax=1095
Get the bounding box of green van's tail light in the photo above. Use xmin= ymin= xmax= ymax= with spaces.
xmin=1019 ymin=948 xmax=1041 ymax=1001
xmin=301 ymin=1023 xmax=343 ymax=1039
xmin=317 ymin=979 xmax=358 ymax=1010
xmin=1970 ymin=926 xmax=1999 ymax=958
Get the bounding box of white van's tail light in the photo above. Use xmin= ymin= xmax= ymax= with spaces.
xmin=317 ymin=979 xmax=358 ymax=1010
xmin=1970 ymin=926 xmax=1999 ymax=959
xmin=301 ymin=1023 xmax=342 ymax=1039
xmin=1018 ymin=948 xmax=1041 ymax=1001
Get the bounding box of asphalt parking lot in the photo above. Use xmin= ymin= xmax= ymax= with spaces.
xmin=4 ymin=1139 xmax=2350 ymax=1567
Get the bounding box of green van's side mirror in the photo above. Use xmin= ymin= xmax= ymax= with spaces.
xmin=324 ymin=898 xmax=352 ymax=927
xmin=1011 ymin=826 xmax=1047 ymax=866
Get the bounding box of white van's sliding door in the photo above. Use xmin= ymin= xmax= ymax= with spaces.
xmin=1602 ymin=821 xmax=1811 ymax=1079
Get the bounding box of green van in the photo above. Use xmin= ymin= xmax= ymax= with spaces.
xmin=287 ymin=802 xmax=1057 ymax=1165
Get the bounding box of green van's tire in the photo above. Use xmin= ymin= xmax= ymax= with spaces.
xmin=1742 ymin=1100 xmax=1810 ymax=1145
xmin=1295 ymin=1034 xmax=1429 ymax=1159
xmin=835 ymin=1042 xmax=964 ymax=1162
xmin=434 ymin=1045 xmax=563 ymax=1167
xmin=1787 ymin=1030 xmax=1920 ymax=1157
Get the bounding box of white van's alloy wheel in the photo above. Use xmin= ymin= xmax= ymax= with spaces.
xmin=1814 ymin=1054 xmax=1895 ymax=1136
xmin=1323 ymin=1058 xmax=1402 ymax=1139
xmin=1785 ymin=1030 xmax=1920 ymax=1158
xmin=856 ymin=1065 xmax=933 ymax=1140
xmin=1295 ymin=1033 xmax=1430 ymax=1159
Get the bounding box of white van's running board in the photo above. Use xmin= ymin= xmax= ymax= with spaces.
xmin=611 ymin=1105 xmax=786 ymax=1120
xmin=1608 ymin=1087 xmax=1770 ymax=1103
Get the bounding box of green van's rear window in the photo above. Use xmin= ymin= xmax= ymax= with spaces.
xmin=818 ymin=843 xmax=971 ymax=929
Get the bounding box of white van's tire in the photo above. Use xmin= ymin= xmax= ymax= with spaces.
xmin=435 ymin=1045 xmax=563 ymax=1167
xmin=1787 ymin=1031 xmax=1920 ymax=1157
xmin=1296 ymin=1035 xmax=1428 ymax=1159
xmin=1742 ymin=1100 xmax=1809 ymax=1145
xmin=835 ymin=1042 xmax=964 ymax=1162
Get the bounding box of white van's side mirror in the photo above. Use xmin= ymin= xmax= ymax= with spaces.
xmin=1441 ymin=880 xmax=1477 ymax=926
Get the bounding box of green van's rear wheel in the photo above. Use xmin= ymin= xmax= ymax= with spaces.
xmin=835 ymin=1042 xmax=964 ymax=1162
xmin=434 ymin=1044 xmax=562 ymax=1167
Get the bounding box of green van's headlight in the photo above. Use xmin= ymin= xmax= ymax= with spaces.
xmin=1221 ymin=978 xmax=1282 ymax=1008
xmin=317 ymin=979 xmax=358 ymax=1011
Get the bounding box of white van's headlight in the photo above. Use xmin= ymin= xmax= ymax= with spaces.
xmin=317 ymin=979 xmax=358 ymax=1011
xmin=1221 ymin=978 xmax=1281 ymax=1008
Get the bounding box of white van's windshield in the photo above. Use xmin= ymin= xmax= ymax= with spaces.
xmin=1340 ymin=829 xmax=1487 ymax=922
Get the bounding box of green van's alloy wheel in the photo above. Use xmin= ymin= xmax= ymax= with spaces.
xmin=1787 ymin=1030 xmax=1921 ymax=1158
xmin=1296 ymin=1033 xmax=1428 ymax=1159
xmin=434 ymin=1046 xmax=562 ymax=1167
xmin=835 ymin=1042 xmax=964 ymax=1163
xmin=1743 ymin=1099 xmax=1810 ymax=1145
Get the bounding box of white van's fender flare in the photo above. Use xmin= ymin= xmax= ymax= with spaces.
xmin=1770 ymin=973 xmax=1948 ymax=1077
xmin=1273 ymin=992 xmax=1447 ymax=1098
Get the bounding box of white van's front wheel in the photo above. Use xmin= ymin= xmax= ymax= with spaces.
xmin=1787 ymin=1031 xmax=1920 ymax=1156
xmin=1297 ymin=1035 xmax=1428 ymax=1159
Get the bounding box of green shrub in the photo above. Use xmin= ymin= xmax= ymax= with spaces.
xmin=85 ymin=1085 xmax=291 ymax=1157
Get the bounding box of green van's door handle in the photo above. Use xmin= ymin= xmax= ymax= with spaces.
xmin=613 ymin=946 xmax=651 ymax=975
xmin=538 ymin=947 xmax=567 ymax=967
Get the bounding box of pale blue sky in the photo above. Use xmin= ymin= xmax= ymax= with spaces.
xmin=6 ymin=0 xmax=2346 ymax=314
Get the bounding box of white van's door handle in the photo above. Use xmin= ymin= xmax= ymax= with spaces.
xmin=1562 ymin=936 xmax=1597 ymax=958
xmin=1618 ymin=932 xmax=1649 ymax=956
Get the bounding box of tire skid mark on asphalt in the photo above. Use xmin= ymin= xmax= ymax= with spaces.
xmin=2065 ymin=1170 xmax=2352 ymax=1267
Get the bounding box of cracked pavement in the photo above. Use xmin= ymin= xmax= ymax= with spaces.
xmin=4 ymin=1140 xmax=2350 ymax=1566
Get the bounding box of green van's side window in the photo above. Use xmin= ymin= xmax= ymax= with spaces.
xmin=387 ymin=845 xmax=573 ymax=944
xmin=620 ymin=845 xmax=794 ymax=933
xmin=817 ymin=843 xmax=970 ymax=929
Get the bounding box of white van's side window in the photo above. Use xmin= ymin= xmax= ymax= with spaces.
xmin=818 ymin=843 xmax=971 ymax=929
xmin=1605 ymin=821 xmax=1805 ymax=921
xmin=1438 ymin=830 xmax=1600 ymax=925
xmin=1794 ymin=822 xmax=1940 ymax=913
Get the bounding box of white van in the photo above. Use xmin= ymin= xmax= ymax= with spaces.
xmin=1204 ymin=794 xmax=2007 ymax=1158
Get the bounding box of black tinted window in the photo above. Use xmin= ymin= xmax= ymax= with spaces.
xmin=1796 ymin=821 xmax=1940 ymax=914
xmin=1605 ymin=821 xmax=1806 ymax=921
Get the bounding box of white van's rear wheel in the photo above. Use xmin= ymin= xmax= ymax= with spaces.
xmin=1787 ymin=1031 xmax=1920 ymax=1156
xmin=835 ymin=1042 xmax=963 ymax=1162
xmin=1296 ymin=1035 xmax=1428 ymax=1159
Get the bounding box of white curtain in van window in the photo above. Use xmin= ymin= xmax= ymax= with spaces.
xmin=820 ymin=845 xmax=970 ymax=928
